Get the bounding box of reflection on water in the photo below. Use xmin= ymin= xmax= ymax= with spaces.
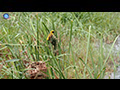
xmin=95 ymin=35 xmax=120 ymax=79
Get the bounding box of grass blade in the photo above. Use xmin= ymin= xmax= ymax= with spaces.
xmin=79 ymin=57 xmax=93 ymax=79
xmin=100 ymin=35 xmax=120 ymax=78
xmin=83 ymin=25 xmax=91 ymax=78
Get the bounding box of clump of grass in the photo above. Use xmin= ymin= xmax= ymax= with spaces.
xmin=0 ymin=12 xmax=120 ymax=79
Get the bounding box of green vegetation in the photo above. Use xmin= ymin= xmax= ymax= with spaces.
xmin=0 ymin=12 xmax=120 ymax=79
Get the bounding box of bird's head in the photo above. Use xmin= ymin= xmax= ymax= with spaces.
xmin=50 ymin=30 xmax=54 ymax=34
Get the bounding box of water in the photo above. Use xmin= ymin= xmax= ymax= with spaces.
xmin=95 ymin=35 xmax=120 ymax=79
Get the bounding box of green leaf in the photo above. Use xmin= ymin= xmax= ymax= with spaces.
xmin=0 ymin=46 xmax=7 ymax=50
xmin=5 ymin=59 xmax=20 ymax=63
xmin=42 ymin=22 xmax=50 ymax=33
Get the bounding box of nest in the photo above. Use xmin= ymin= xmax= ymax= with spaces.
xmin=26 ymin=61 xmax=48 ymax=79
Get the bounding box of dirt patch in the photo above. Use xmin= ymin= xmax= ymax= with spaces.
xmin=26 ymin=61 xmax=48 ymax=79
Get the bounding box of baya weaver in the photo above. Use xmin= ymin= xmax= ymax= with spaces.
xmin=47 ymin=30 xmax=57 ymax=49
xmin=47 ymin=30 xmax=54 ymax=41
xmin=46 ymin=30 xmax=58 ymax=55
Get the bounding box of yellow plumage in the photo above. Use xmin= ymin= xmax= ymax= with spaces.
xmin=47 ymin=30 xmax=54 ymax=41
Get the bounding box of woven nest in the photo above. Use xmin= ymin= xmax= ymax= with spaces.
xmin=26 ymin=61 xmax=48 ymax=79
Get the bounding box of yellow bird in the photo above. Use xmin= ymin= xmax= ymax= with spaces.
xmin=47 ymin=30 xmax=54 ymax=41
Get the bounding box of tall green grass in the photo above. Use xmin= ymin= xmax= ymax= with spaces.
xmin=0 ymin=12 xmax=120 ymax=79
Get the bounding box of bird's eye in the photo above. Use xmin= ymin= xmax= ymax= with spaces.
xmin=52 ymin=31 xmax=54 ymax=33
